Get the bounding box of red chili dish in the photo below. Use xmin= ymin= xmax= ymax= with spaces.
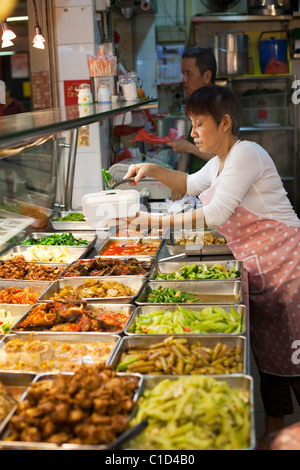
xmin=100 ymin=240 xmax=160 ymax=256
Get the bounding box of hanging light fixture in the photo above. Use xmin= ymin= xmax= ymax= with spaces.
xmin=1 ymin=20 xmax=16 ymax=48
xmin=32 ymin=0 xmax=45 ymax=49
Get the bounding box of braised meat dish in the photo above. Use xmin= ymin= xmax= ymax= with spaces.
xmin=63 ymin=258 xmax=152 ymax=277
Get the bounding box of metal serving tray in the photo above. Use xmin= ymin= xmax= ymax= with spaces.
xmin=126 ymin=374 xmax=255 ymax=450
xmin=97 ymin=237 xmax=166 ymax=259
xmin=124 ymin=304 xmax=246 ymax=336
xmin=135 ymin=280 xmax=243 ymax=305
xmin=149 ymin=260 xmax=243 ymax=281
xmin=60 ymin=257 xmax=156 ymax=279
xmin=11 ymin=303 xmax=135 ymax=336
xmin=0 ymin=262 xmax=69 ymax=280
xmin=0 ymin=370 xmax=143 ymax=450
xmin=19 ymin=232 xmax=97 ymax=249
xmin=0 ymin=304 xmax=33 ymax=339
xmin=108 ymin=334 xmax=247 ymax=375
xmin=0 ymin=279 xmax=54 ymax=299
xmin=37 ymin=276 xmax=147 ymax=304
xmin=0 ymin=371 xmax=37 ymax=435
xmin=51 ymin=211 xmax=97 ymax=231
xmin=166 ymin=230 xmax=232 ymax=256
xmin=0 ymin=332 xmax=121 ymax=374
xmin=0 ymin=245 xmax=90 ymax=264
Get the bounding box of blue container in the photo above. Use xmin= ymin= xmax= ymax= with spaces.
xmin=259 ymin=37 xmax=288 ymax=73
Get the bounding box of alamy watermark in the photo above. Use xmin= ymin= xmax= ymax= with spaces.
xmin=291 ymin=80 xmax=300 ymax=104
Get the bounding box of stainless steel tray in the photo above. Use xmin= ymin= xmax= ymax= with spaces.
xmin=0 ymin=370 xmax=143 ymax=450
xmin=51 ymin=211 xmax=96 ymax=231
xmin=0 ymin=279 xmax=55 ymax=299
xmin=97 ymin=237 xmax=165 ymax=259
xmin=37 ymin=276 xmax=147 ymax=304
xmin=11 ymin=303 xmax=135 ymax=335
xmin=0 ymin=332 xmax=121 ymax=373
xmin=0 ymin=245 xmax=91 ymax=264
xmin=149 ymin=260 xmax=243 ymax=281
xmin=0 ymin=262 xmax=69 ymax=280
xmin=108 ymin=334 xmax=247 ymax=374
xmin=167 ymin=230 xmax=232 ymax=256
xmin=60 ymin=257 xmax=155 ymax=278
xmin=135 ymin=280 xmax=243 ymax=305
xmin=124 ymin=304 xmax=246 ymax=336
xmin=0 ymin=371 xmax=37 ymax=435
xmin=0 ymin=304 xmax=33 ymax=339
xmin=126 ymin=374 xmax=255 ymax=450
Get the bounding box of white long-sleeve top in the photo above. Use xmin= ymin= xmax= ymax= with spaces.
xmin=186 ymin=140 xmax=300 ymax=229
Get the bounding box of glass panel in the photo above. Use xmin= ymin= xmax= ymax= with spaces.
xmin=0 ymin=99 xmax=158 ymax=151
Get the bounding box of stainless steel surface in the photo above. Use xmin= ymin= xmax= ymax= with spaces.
xmin=64 ymin=128 xmax=78 ymax=211
xmin=167 ymin=230 xmax=232 ymax=256
xmin=108 ymin=334 xmax=247 ymax=374
xmin=11 ymin=303 xmax=135 ymax=335
xmin=0 ymin=369 xmax=143 ymax=450
xmin=0 ymin=332 xmax=121 ymax=373
xmin=0 ymin=279 xmax=54 ymax=293
xmin=248 ymin=0 xmax=290 ymax=15
xmin=60 ymin=257 xmax=156 ymax=278
xmin=127 ymin=374 xmax=256 ymax=450
xmin=158 ymin=253 xmax=187 ymax=263
xmin=135 ymin=279 xmax=243 ymax=305
xmin=125 ymin=304 xmax=246 ymax=336
xmin=97 ymin=237 xmax=166 ymax=259
xmin=214 ymin=32 xmax=249 ymax=76
xmin=0 ymin=371 xmax=37 ymax=435
xmin=1 ymin=245 xmax=91 ymax=264
xmin=149 ymin=260 xmax=243 ymax=281
xmin=37 ymin=276 xmax=147 ymax=304
xmin=0 ymin=304 xmax=33 ymax=339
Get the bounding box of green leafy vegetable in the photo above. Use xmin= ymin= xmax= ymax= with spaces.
xmin=21 ymin=232 xmax=89 ymax=246
xmin=155 ymin=263 xmax=240 ymax=280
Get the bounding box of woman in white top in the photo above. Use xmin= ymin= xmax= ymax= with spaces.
xmin=124 ymin=85 xmax=300 ymax=448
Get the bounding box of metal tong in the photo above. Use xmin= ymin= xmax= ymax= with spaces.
xmin=107 ymin=177 xmax=135 ymax=189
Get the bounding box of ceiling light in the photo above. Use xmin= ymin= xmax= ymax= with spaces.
xmin=32 ymin=0 xmax=45 ymax=50
xmin=1 ymin=21 xmax=16 ymax=42
xmin=6 ymin=16 xmax=29 ymax=22
xmin=1 ymin=38 xmax=14 ymax=48
xmin=33 ymin=25 xmax=45 ymax=49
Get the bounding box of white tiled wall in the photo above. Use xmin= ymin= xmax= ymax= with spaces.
xmin=53 ymin=0 xmax=106 ymax=210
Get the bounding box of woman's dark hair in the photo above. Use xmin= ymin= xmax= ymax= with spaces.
xmin=185 ymin=85 xmax=242 ymax=136
xmin=182 ymin=47 xmax=217 ymax=84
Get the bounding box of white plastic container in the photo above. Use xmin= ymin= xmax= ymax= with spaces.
xmin=82 ymin=189 xmax=140 ymax=229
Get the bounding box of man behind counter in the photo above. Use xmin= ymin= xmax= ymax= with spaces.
xmin=167 ymin=47 xmax=217 ymax=201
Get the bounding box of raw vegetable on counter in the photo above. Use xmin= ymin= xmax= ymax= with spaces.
xmin=116 ymin=336 xmax=244 ymax=375
xmin=132 ymin=305 xmax=243 ymax=334
xmin=20 ymin=232 xmax=89 ymax=246
xmin=155 ymin=263 xmax=241 ymax=280
xmin=128 ymin=375 xmax=251 ymax=450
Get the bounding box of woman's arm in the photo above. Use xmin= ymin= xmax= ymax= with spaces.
xmin=124 ymin=162 xmax=188 ymax=195
xmin=126 ymin=205 xmax=206 ymax=233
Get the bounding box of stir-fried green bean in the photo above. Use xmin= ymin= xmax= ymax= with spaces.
xmin=147 ymin=287 xmax=199 ymax=304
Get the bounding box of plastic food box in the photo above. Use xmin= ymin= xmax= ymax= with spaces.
xmin=82 ymin=189 xmax=140 ymax=229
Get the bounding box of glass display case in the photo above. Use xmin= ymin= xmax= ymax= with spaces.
xmin=0 ymin=98 xmax=158 ymax=254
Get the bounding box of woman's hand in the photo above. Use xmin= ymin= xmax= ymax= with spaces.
xmin=167 ymin=138 xmax=195 ymax=155
xmin=124 ymin=163 xmax=158 ymax=183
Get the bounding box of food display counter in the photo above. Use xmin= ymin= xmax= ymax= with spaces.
xmin=0 ymin=102 xmax=254 ymax=451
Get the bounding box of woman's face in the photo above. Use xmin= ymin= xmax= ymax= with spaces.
xmin=190 ymin=113 xmax=223 ymax=154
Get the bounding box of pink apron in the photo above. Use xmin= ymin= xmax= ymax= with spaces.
xmin=200 ymin=186 xmax=300 ymax=377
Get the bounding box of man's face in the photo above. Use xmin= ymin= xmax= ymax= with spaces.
xmin=181 ymin=57 xmax=211 ymax=97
